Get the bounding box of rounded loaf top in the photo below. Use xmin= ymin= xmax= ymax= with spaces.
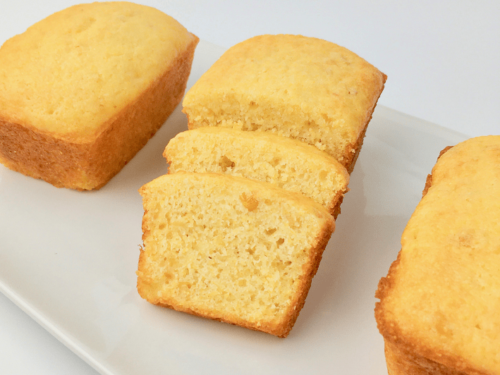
xmin=185 ymin=34 xmax=384 ymax=113
xmin=182 ymin=34 xmax=386 ymax=164
xmin=0 ymin=2 xmax=196 ymax=141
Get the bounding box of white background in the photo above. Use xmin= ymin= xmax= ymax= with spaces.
xmin=0 ymin=1 xmax=498 ymax=374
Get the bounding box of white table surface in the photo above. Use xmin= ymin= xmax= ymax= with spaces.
xmin=0 ymin=1 xmax=498 ymax=374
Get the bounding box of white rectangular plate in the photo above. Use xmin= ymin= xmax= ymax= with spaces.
xmin=0 ymin=40 xmax=466 ymax=375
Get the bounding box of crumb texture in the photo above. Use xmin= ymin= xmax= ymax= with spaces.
xmin=137 ymin=173 xmax=334 ymax=337
xmin=183 ymin=34 xmax=386 ymax=165
xmin=164 ymin=127 xmax=349 ymax=213
xmin=376 ymin=136 xmax=500 ymax=374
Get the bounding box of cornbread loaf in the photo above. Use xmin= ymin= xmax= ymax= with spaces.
xmin=182 ymin=34 xmax=386 ymax=170
xmin=375 ymin=136 xmax=500 ymax=374
xmin=137 ymin=172 xmax=335 ymax=337
xmin=164 ymin=127 xmax=350 ymax=216
xmin=0 ymin=2 xmax=198 ymax=190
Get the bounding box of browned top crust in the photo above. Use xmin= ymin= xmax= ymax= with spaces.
xmin=376 ymin=136 xmax=500 ymax=375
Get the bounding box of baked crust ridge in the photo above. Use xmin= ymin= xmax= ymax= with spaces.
xmin=375 ymin=143 xmax=496 ymax=375
xmin=0 ymin=27 xmax=198 ymax=190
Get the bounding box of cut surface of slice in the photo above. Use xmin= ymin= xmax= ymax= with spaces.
xmin=164 ymin=127 xmax=349 ymax=216
xmin=137 ymin=172 xmax=335 ymax=337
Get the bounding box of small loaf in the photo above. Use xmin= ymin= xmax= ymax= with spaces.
xmin=375 ymin=136 xmax=500 ymax=374
xmin=0 ymin=2 xmax=198 ymax=190
xmin=182 ymin=34 xmax=386 ymax=169
xmin=164 ymin=127 xmax=350 ymax=216
xmin=137 ymin=172 xmax=335 ymax=337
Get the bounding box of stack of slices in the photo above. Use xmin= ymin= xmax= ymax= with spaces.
xmin=137 ymin=34 xmax=386 ymax=337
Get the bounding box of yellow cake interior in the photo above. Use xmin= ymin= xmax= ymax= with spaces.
xmin=137 ymin=173 xmax=334 ymax=334
xmin=164 ymin=127 xmax=349 ymax=213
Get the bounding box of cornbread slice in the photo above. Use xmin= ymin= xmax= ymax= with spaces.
xmin=164 ymin=127 xmax=349 ymax=216
xmin=375 ymin=136 xmax=500 ymax=374
xmin=0 ymin=2 xmax=198 ymax=190
xmin=182 ymin=34 xmax=386 ymax=170
xmin=137 ymin=172 xmax=335 ymax=337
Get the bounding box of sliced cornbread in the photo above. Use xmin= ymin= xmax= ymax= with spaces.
xmin=182 ymin=34 xmax=386 ymax=170
xmin=164 ymin=127 xmax=349 ymax=216
xmin=375 ymin=136 xmax=500 ymax=374
xmin=137 ymin=172 xmax=335 ymax=337
xmin=0 ymin=2 xmax=198 ymax=190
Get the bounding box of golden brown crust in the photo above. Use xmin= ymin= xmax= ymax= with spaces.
xmin=384 ymin=340 xmax=469 ymax=375
xmin=324 ymin=97 xmax=370 ymax=218
xmin=136 ymin=173 xmax=335 ymax=338
xmin=137 ymin=217 xmax=334 ymax=338
xmin=138 ymin=217 xmax=334 ymax=338
xmin=375 ymin=255 xmax=487 ymax=375
xmin=343 ymin=72 xmax=387 ymax=173
xmin=327 ymin=84 xmax=380 ymax=217
xmin=329 ymin=189 xmax=345 ymax=219
xmin=299 ymin=89 xmax=372 ymax=219
xmin=183 ymin=35 xmax=386 ymax=168
xmin=0 ymin=36 xmax=199 ymax=190
xmin=275 ymin=218 xmax=334 ymax=337
xmin=421 ymin=146 xmax=453 ymax=197
xmin=375 ymin=144 xmax=492 ymax=375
